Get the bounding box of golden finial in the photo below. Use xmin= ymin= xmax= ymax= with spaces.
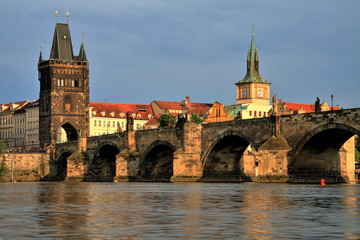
xmin=66 ymin=12 xmax=69 ymax=23
xmin=81 ymin=32 xmax=84 ymax=43
xmin=40 ymin=43 xmax=43 ymax=51
xmin=55 ymin=11 xmax=58 ymax=22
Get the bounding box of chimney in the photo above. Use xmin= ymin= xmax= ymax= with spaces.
xmin=186 ymin=95 xmax=190 ymax=108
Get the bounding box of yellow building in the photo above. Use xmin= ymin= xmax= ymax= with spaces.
xmin=0 ymin=100 xmax=29 ymax=149
xmin=89 ymin=102 xmax=153 ymax=137
xmin=25 ymin=100 xmax=40 ymax=148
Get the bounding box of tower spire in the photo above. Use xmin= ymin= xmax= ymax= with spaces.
xmin=78 ymin=32 xmax=87 ymax=61
xmin=235 ymin=26 xmax=269 ymax=84
xmin=39 ymin=44 xmax=43 ymax=62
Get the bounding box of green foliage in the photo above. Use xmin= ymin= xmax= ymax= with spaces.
xmin=189 ymin=113 xmax=203 ymax=124
xmin=0 ymin=142 xmax=6 ymax=178
xmin=159 ymin=114 xmax=177 ymax=128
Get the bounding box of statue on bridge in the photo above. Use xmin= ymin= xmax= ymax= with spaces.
xmin=126 ymin=112 xmax=134 ymax=132
xmin=315 ymin=97 xmax=321 ymax=113
xmin=176 ymin=113 xmax=188 ymax=128
xmin=272 ymin=94 xmax=278 ymax=116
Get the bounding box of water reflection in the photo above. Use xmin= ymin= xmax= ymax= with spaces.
xmin=0 ymin=182 xmax=360 ymax=239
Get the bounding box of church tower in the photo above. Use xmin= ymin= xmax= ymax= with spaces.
xmin=235 ymin=28 xmax=271 ymax=105
xmin=38 ymin=14 xmax=89 ymax=148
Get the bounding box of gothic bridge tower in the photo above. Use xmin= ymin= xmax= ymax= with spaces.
xmin=38 ymin=16 xmax=89 ymax=148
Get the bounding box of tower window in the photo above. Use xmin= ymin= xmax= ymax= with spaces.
xmin=57 ymin=79 xmax=61 ymax=86
xmin=75 ymin=81 xmax=79 ymax=87
xmin=64 ymin=96 xmax=71 ymax=113
xmin=71 ymin=80 xmax=75 ymax=87
xmin=61 ymin=79 xmax=64 ymax=86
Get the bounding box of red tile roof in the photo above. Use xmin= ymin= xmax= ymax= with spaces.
xmin=284 ymin=102 xmax=339 ymax=113
xmin=0 ymin=100 xmax=29 ymax=113
xmin=90 ymin=102 xmax=153 ymax=120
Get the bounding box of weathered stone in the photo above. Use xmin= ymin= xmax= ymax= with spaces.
xmin=1 ymin=153 xmax=50 ymax=182
xmin=66 ymin=151 xmax=90 ymax=181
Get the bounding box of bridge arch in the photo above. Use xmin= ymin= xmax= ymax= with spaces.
xmin=201 ymin=130 xmax=255 ymax=181
xmin=289 ymin=123 xmax=359 ymax=180
xmin=87 ymin=141 xmax=120 ymax=181
xmin=139 ymin=140 xmax=175 ymax=181
xmin=55 ymin=150 xmax=74 ymax=181
xmin=55 ymin=120 xmax=80 ymax=144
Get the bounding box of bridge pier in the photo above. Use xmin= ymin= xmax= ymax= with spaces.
xmin=114 ymin=149 xmax=140 ymax=182
xmin=171 ymin=123 xmax=203 ymax=182
xmin=66 ymin=151 xmax=90 ymax=181
xmin=65 ymin=137 xmax=89 ymax=181
xmin=339 ymin=136 xmax=356 ymax=183
xmin=256 ymin=135 xmax=292 ymax=182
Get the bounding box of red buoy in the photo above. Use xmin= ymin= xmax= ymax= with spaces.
xmin=321 ymin=179 xmax=326 ymax=186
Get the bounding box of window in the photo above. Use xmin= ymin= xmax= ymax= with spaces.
xmin=71 ymin=80 xmax=75 ymax=87
xmin=64 ymin=96 xmax=71 ymax=113
xmin=61 ymin=79 xmax=64 ymax=86
xmin=57 ymin=79 xmax=61 ymax=86
xmin=75 ymin=81 xmax=79 ymax=87
xmin=254 ymin=111 xmax=257 ymax=117
xmin=264 ymin=112 xmax=266 ymax=117
xmin=99 ymin=120 xmax=101 ymax=127
xmin=94 ymin=120 xmax=97 ymax=126
xmin=113 ymin=121 xmax=115 ymax=127
xmin=259 ymin=112 xmax=262 ymax=117
xmin=249 ymin=111 xmax=252 ymax=116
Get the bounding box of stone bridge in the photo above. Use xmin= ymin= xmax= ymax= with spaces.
xmin=51 ymin=108 xmax=360 ymax=183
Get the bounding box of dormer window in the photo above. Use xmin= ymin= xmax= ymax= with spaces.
xmin=132 ymin=113 xmax=135 ymax=118
xmin=137 ymin=114 xmax=141 ymax=119
xmin=110 ymin=112 xmax=115 ymax=117
xmin=101 ymin=111 xmax=106 ymax=117
xmin=120 ymin=113 xmax=125 ymax=118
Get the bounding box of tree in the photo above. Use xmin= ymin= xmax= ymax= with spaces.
xmin=159 ymin=114 xmax=177 ymax=128
xmin=189 ymin=113 xmax=203 ymax=124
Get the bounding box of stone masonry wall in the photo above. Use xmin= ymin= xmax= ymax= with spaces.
xmin=0 ymin=153 xmax=50 ymax=182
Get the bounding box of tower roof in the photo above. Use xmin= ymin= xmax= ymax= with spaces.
xmin=50 ymin=23 xmax=74 ymax=60
xmin=77 ymin=42 xmax=87 ymax=61
xmin=235 ymin=28 xmax=270 ymax=85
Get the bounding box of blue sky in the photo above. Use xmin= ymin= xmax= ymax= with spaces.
xmin=0 ymin=0 xmax=359 ymax=108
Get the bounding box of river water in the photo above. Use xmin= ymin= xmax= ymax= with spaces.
xmin=0 ymin=182 xmax=359 ymax=239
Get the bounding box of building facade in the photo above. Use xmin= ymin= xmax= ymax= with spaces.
xmin=0 ymin=101 xmax=29 ymax=148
